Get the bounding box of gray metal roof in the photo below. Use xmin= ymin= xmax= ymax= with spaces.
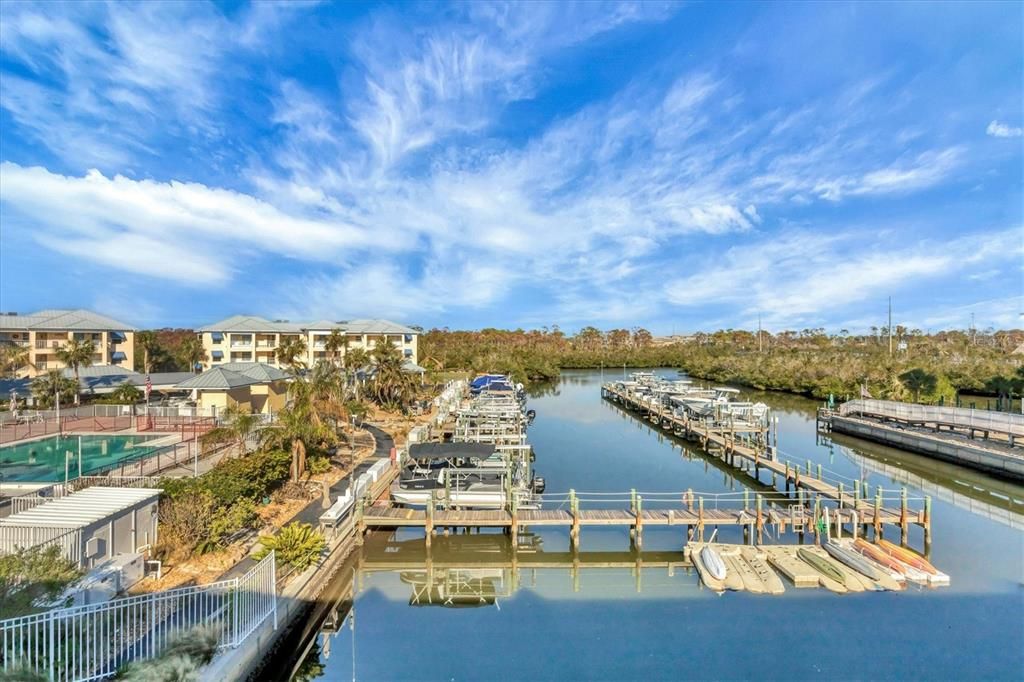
xmin=217 ymin=362 xmax=290 ymax=382
xmin=197 ymin=315 xmax=305 ymax=333
xmin=343 ymin=319 xmax=417 ymax=334
xmin=62 ymin=366 xmax=139 ymax=379
xmin=175 ymin=367 xmax=259 ymax=390
xmin=0 ymin=309 xmax=135 ymax=332
xmin=0 ymin=487 xmax=161 ymax=529
xmin=198 ymin=315 xmax=417 ymax=335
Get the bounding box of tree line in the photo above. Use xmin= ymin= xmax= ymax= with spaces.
xmin=420 ymin=326 xmax=1024 ymax=404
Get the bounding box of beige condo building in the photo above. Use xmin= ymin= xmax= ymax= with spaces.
xmin=0 ymin=309 xmax=136 ymax=378
xmin=196 ymin=315 xmax=419 ymax=370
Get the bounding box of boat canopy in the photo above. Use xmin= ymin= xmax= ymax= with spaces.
xmin=409 ymin=442 xmax=497 ymax=460
xmin=470 ymin=374 xmax=513 ymax=393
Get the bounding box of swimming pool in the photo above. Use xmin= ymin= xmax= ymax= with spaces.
xmin=0 ymin=434 xmax=164 ymax=482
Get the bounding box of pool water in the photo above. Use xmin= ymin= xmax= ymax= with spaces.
xmin=0 ymin=434 xmax=163 ymax=482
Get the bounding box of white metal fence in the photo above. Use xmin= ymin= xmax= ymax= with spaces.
xmin=839 ymin=399 xmax=1024 ymax=437
xmin=0 ymin=551 xmax=277 ymax=681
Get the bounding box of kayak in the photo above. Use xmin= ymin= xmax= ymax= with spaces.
xmin=740 ymin=547 xmax=786 ymax=595
xmin=701 ymin=545 xmax=728 ymax=581
xmin=798 ymin=547 xmax=845 ymax=585
xmin=723 ymin=553 xmax=767 ymax=594
xmin=824 ymin=542 xmax=902 ymax=591
xmin=877 ymin=540 xmax=950 ymax=585
xmin=853 ymin=539 xmax=929 ymax=584
xmin=692 ymin=544 xmax=726 ymax=592
xmin=800 ymin=548 xmax=864 ymax=592
xmin=824 ymin=541 xmax=881 ymax=580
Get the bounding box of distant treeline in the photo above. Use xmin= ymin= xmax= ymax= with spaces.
xmin=420 ymin=327 xmax=1024 ymax=403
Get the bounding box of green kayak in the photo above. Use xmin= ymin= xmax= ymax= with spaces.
xmin=798 ymin=548 xmax=845 ymax=585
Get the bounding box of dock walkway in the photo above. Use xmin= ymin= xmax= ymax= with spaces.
xmin=599 ymin=384 xmax=930 ymax=545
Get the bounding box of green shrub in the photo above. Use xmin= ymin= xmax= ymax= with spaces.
xmin=306 ymin=455 xmax=332 ymax=475
xmin=254 ymin=522 xmax=325 ymax=571
xmin=0 ymin=545 xmax=83 ymax=618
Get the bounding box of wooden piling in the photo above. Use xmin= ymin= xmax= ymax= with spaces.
xmin=899 ymin=486 xmax=908 ymax=545
xmin=756 ymin=494 xmax=764 ymax=545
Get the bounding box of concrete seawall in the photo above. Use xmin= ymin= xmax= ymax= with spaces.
xmin=830 ymin=416 xmax=1024 ymax=483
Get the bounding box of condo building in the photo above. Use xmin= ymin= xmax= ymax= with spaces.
xmin=0 ymin=309 xmax=136 ymax=378
xmin=196 ymin=316 xmax=419 ymax=370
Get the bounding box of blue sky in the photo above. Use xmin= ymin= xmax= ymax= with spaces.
xmin=0 ymin=1 xmax=1021 ymax=333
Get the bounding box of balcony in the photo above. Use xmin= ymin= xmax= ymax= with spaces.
xmin=35 ymin=340 xmax=63 ymax=350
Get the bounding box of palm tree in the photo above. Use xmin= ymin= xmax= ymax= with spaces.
xmin=899 ymin=368 xmax=937 ymax=403
xmin=213 ymin=403 xmax=259 ymax=451
xmin=111 ymin=381 xmax=142 ymax=405
xmin=0 ymin=344 xmax=29 ymax=378
xmin=30 ymin=370 xmax=77 ymax=409
xmin=276 ymin=337 xmax=308 ymax=375
xmin=263 ymin=361 xmax=351 ymax=480
xmin=55 ymin=339 xmax=95 ymax=404
xmin=369 ymin=341 xmax=416 ymax=412
xmin=324 ymin=329 xmax=346 ymax=368
xmin=177 ymin=337 xmax=207 ymax=373
xmin=136 ymin=331 xmax=159 ymax=374
xmin=344 ymin=347 xmax=370 ymax=398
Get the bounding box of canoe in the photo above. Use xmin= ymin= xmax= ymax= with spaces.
xmin=740 ymin=547 xmax=786 ymax=595
xmin=823 ymin=542 xmax=901 ymax=591
xmin=853 ymin=539 xmax=929 ymax=584
xmin=799 ymin=548 xmax=863 ymax=593
xmin=723 ymin=553 xmax=767 ymax=594
xmin=877 ymin=540 xmax=950 ymax=585
xmin=806 ymin=548 xmax=879 ymax=592
xmin=692 ymin=545 xmax=726 ymax=592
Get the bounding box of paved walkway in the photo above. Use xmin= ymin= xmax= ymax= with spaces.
xmin=217 ymin=424 xmax=394 ymax=580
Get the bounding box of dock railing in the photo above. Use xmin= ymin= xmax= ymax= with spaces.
xmin=838 ymin=399 xmax=1024 ymax=437
xmin=0 ymin=551 xmax=277 ymax=681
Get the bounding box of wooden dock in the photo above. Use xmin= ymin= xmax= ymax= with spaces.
xmin=600 ymin=383 xmax=931 ymax=545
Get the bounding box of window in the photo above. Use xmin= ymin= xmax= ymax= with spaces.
xmin=112 ymin=351 xmax=127 ymax=362
xmin=211 ymin=350 xmax=224 ymax=360
xmin=210 ymin=332 xmax=223 ymax=343
xmin=404 ymin=334 xmax=413 ymax=343
xmin=404 ymin=349 xmax=413 ymax=358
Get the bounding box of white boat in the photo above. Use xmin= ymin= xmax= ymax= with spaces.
xmin=700 ymin=545 xmax=728 ymax=581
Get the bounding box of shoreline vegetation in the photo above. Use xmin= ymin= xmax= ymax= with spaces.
xmin=419 ymin=327 xmax=1024 ymax=405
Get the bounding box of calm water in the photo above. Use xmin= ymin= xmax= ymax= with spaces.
xmin=0 ymin=434 xmax=161 ymax=482
xmin=291 ymin=369 xmax=1024 ymax=681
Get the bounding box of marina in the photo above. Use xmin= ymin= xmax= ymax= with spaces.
xmin=282 ymin=369 xmax=1022 ymax=681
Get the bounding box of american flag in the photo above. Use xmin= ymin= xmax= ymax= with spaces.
xmin=145 ymin=375 xmax=152 ymax=398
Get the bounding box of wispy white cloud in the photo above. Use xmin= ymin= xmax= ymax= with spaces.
xmin=0 ymin=163 xmax=397 ymax=284
xmin=664 ymin=227 xmax=1023 ymax=328
xmin=986 ymin=120 xmax=1023 ymax=138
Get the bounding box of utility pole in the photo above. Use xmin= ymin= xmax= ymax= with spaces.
xmin=887 ymin=297 xmax=893 ymax=356
xmin=970 ymin=312 xmax=976 ymax=346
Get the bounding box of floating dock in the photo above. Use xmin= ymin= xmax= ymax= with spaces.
xmin=600 ymin=383 xmax=932 ymax=546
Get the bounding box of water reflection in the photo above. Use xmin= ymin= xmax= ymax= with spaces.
xmin=283 ymin=369 xmax=1023 ymax=681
